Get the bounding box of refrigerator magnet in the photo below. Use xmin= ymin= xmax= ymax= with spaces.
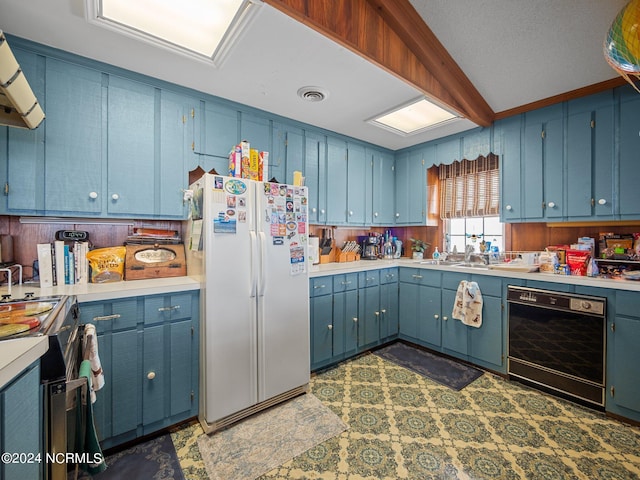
xmin=214 ymin=176 xmax=223 ymax=190
xmin=273 ymin=236 xmax=284 ymax=246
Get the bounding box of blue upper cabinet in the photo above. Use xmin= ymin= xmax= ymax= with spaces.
xmin=193 ymin=100 xmax=238 ymax=160
xmin=107 ymin=75 xmax=156 ymax=216
xmin=4 ymin=48 xmax=45 ymax=214
xmin=305 ymin=132 xmax=327 ymax=224
xmin=394 ymin=146 xmax=430 ymax=225
xmin=283 ymin=129 xmax=304 ymax=185
xmin=498 ymin=115 xmax=523 ymax=222
xmin=435 ymin=137 xmax=460 ymax=165
xmin=566 ymin=92 xmax=615 ymax=220
xmin=522 ymin=105 xmax=564 ymax=220
xmin=240 ymin=113 xmax=271 ymax=157
xmin=370 ymin=147 xmax=395 ymax=225
xmin=619 ymin=86 xmax=640 ymax=219
xmin=346 ymin=142 xmax=367 ymax=225
xmin=325 ymin=137 xmax=348 ymax=225
xmin=44 ymin=58 xmax=103 ymax=215
xmin=462 ymin=128 xmax=491 ymax=160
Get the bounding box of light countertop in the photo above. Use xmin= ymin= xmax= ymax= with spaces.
xmin=0 ymin=276 xmax=202 ymax=389
xmin=310 ymin=258 xmax=640 ymax=292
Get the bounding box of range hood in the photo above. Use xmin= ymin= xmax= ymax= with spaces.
xmin=0 ymin=31 xmax=45 ymax=129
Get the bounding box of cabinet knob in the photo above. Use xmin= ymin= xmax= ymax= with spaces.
xmin=312 ymin=207 xmax=317 ymax=213
xmin=547 ymin=201 xmax=556 ymax=208
xmin=505 ymin=205 xmax=513 ymax=211
xmin=89 ymin=191 xmax=98 ymax=199
xmin=147 ymin=371 xmax=156 ymax=380
xmin=443 ymin=316 xmax=448 ymax=321
xmin=349 ymin=210 xmax=354 ymax=216
xmin=352 ymin=317 xmax=358 ymax=323
xmin=111 ymin=193 xmax=120 ymax=201
xmin=598 ymin=198 xmax=607 ymax=205
xmin=374 ymin=212 xmax=378 ymax=217
xmin=375 ymin=311 xmax=380 ymax=316
xmin=395 ymin=213 xmax=400 ymax=218
xmin=327 ymin=324 xmax=333 ymax=330
xmin=381 ymin=309 xmax=386 ymax=314
xmin=434 ymin=314 xmax=439 ymax=319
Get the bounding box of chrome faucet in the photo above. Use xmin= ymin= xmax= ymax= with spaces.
xmin=464 ymin=244 xmax=474 ymax=264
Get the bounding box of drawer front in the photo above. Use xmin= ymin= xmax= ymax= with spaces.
xmin=81 ymin=298 xmax=139 ymax=333
xmin=472 ymin=275 xmax=503 ymax=297
xmin=442 ymin=272 xmax=469 ymax=290
xmin=359 ymin=270 xmax=380 ymax=288
xmin=333 ymin=273 xmax=358 ymax=292
xmin=399 ymin=268 xmax=440 ymax=287
xmin=380 ymin=267 xmax=398 ymax=285
xmin=144 ymin=293 xmax=194 ymax=325
xmin=616 ymin=290 xmax=640 ymax=318
xmin=310 ymin=277 xmax=333 ymax=297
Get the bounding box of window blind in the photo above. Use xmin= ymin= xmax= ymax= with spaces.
xmin=439 ymin=153 xmax=499 ymax=219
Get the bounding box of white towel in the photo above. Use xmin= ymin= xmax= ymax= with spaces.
xmin=452 ymin=280 xmax=483 ymax=328
xmin=83 ymin=323 xmax=104 ymax=403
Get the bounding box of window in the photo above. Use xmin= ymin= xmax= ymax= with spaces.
xmin=447 ymin=216 xmax=503 ymax=254
xmin=438 ymin=153 xmax=503 ymax=254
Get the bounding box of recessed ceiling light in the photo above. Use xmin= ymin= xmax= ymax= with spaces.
xmin=297 ymin=86 xmax=329 ymax=102
xmin=369 ymin=97 xmax=460 ymax=136
xmin=85 ymin=0 xmax=259 ymax=65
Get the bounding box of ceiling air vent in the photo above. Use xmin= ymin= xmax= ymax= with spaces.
xmin=297 ymin=86 xmax=328 ymax=102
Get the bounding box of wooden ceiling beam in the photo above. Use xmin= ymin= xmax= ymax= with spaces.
xmin=263 ymin=0 xmax=495 ymax=127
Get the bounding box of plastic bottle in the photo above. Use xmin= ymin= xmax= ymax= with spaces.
xmin=432 ymin=246 xmax=440 ymax=262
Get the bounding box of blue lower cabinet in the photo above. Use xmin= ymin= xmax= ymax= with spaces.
xmin=441 ymin=287 xmax=468 ymax=356
xmin=1 ymin=361 xmax=42 ymax=480
xmin=334 ymin=289 xmax=359 ymax=360
xmin=79 ymin=291 xmax=199 ymax=449
xmin=310 ymin=293 xmax=334 ymax=370
xmin=606 ymin=290 xmax=640 ymax=422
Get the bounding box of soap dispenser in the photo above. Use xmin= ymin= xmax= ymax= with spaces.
xmin=432 ymin=246 xmax=440 ymax=262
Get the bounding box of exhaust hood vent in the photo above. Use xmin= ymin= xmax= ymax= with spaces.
xmin=0 ymin=31 xmax=45 ymax=129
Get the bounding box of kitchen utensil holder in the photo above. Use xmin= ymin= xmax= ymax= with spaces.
xmin=336 ymin=248 xmax=360 ymax=263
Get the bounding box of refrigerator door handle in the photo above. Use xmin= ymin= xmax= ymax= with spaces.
xmin=258 ymin=231 xmax=266 ymax=297
xmin=250 ymin=230 xmax=258 ymax=298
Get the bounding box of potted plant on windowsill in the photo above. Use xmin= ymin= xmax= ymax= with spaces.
xmin=410 ymin=238 xmax=430 ymax=260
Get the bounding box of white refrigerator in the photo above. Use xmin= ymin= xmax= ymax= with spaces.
xmin=186 ymin=173 xmax=310 ymax=433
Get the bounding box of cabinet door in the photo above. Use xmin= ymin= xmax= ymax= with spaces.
xmin=543 ymin=117 xmax=564 ymax=219
xmin=142 ymin=324 xmax=164 ymax=426
xmin=371 ymin=149 xmax=395 ymax=225
xmin=195 ymin=101 xmax=238 ymax=158
xmin=499 ymin=116 xmax=522 ymax=221
xmin=2 ymin=363 xmax=42 ymax=480
xmin=418 ymin=285 xmax=441 ymax=346
xmin=441 ymin=288 xmax=468 ymax=356
xmin=284 ymin=130 xmax=304 ymax=185
xmin=359 ymin=285 xmax=381 ymax=348
xmin=468 ymin=294 xmax=503 ymax=369
xmin=347 ymin=143 xmax=366 ymax=224
xmin=305 ymin=132 xmax=326 ymax=224
xmin=240 ymin=114 xmax=271 ymax=153
xmin=380 ymin=282 xmax=398 ymax=340
xmin=566 ymin=110 xmax=593 ymax=218
xmin=159 ymin=90 xmax=193 ymax=218
xmin=435 ymin=137 xmax=460 ymax=165
xmin=44 ymin=58 xmax=103 ymax=214
xmin=311 ymin=294 xmax=333 ymax=369
xmin=593 ymin=104 xmax=614 ymax=218
xmin=169 ymin=319 xmax=196 ymax=418
xmin=609 ymin=315 xmax=640 ymax=415
xmin=399 ymin=282 xmax=419 ymax=339
xmin=522 ymin=122 xmax=544 ymax=220
xmin=325 ymin=137 xmax=348 ymax=224
xmin=6 ymin=48 xmax=45 ymax=213
xmin=394 ymin=151 xmax=409 ymax=225
xmin=407 ymin=148 xmax=428 ymax=223
xmin=334 ymin=289 xmax=359 ymax=359
xmin=107 ymin=76 xmax=155 ymax=216
xmin=619 ymin=91 xmax=640 ymax=218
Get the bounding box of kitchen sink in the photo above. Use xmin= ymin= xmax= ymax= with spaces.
xmin=453 ymin=262 xmax=490 ymax=269
xmin=418 ymin=260 xmax=461 ymax=265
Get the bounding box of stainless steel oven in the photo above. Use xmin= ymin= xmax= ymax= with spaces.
xmin=507 ymin=286 xmax=606 ymax=408
xmin=34 ymin=295 xmax=81 ymax=480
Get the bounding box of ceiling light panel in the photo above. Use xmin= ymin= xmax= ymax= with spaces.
xmin=370 ymin=98 xmax=459 ymax=136
xmin=86 ymin=0 xmax=257 ymax=64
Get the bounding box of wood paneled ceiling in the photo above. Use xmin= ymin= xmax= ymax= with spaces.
xmin=265 ymin=0 xmax=626 ymax=124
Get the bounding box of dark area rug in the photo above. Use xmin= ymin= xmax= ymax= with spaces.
xmin=374 ymin=342 xmax=483 ymax=390
xmin=72 ymin=433 xmax=184 ymax=480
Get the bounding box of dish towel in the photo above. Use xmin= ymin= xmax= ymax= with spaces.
xmin=83 ymin=323 xmax=104 ymax=403
xmin=452 ymin=280 xmax=483 ymax=327
xmin=77 ymin=360 xmax=107 ymax=475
